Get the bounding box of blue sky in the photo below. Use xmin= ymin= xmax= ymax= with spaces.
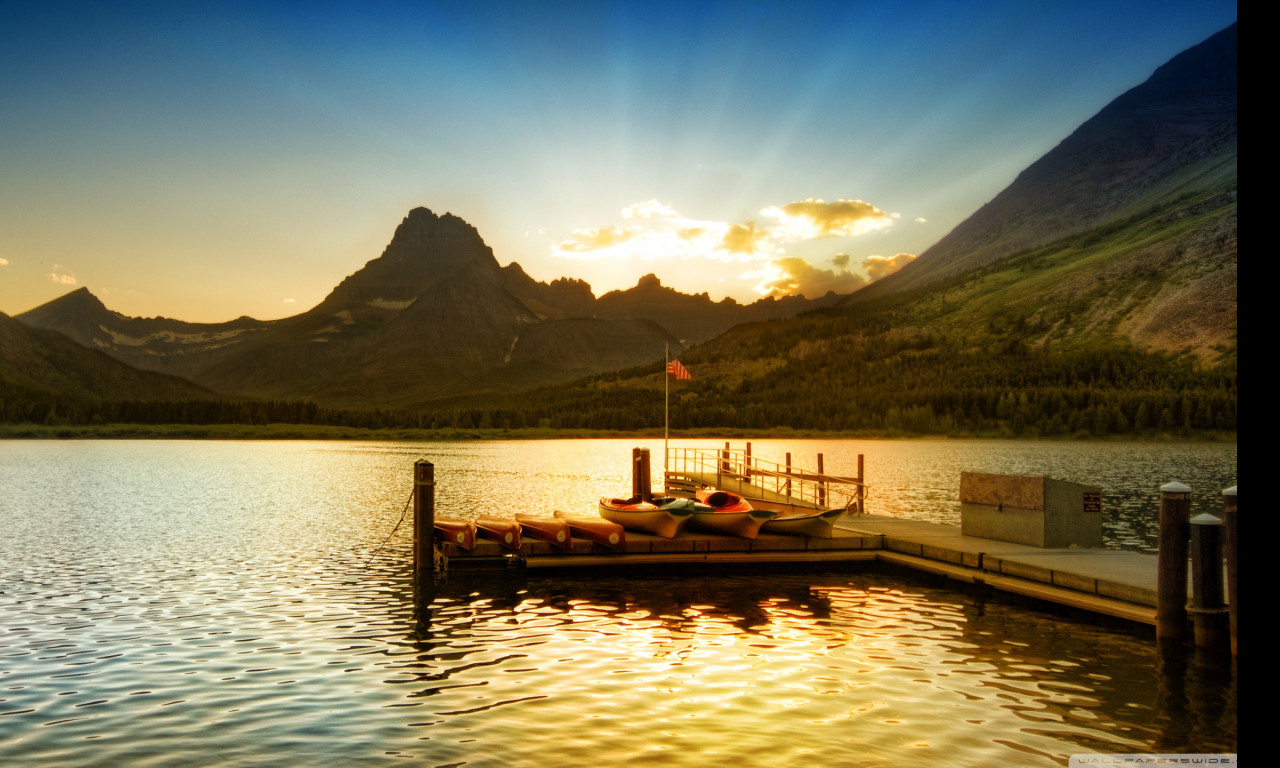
xmin=0 ymin=1 xmax=1236 ymax=321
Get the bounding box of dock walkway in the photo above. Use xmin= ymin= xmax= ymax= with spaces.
xmin=436 ymin=513 xmax=1159 ymax=627
xmin=837 ymin=515 xmax=1157 ymax=625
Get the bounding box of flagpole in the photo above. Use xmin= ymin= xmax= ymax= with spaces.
xmin=664 ymin=343 xmax=669 ymax=477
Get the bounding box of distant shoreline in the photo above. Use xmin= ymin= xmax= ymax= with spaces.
xmin=0 ymin=423 xmax=1238 ymax=442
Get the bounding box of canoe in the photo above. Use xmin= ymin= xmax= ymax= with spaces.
xmin=759 ymin=507 xmax=844 ymax=538
xmin=597 ymin=496 xmax=694 ymax=538
xmin=514 ymin=514 xmax=573 ymax=549
xmin=433 ymin=518 xmax=476 ymax=550
xmin=475 ymin=516 xmax=522 ymax=550
xmin=554 ymin=509 xmax=626 ymax=551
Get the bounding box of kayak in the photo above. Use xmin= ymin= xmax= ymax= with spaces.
xmin=695 ymin=488 xmax=754 ymax=513
xmin=759 ymin=507 xmax=845 ymax=538
xmin=688 ymin=488 xmax=778 ymax=539
xmin=597 ymin=496 xmax=694 ymax=538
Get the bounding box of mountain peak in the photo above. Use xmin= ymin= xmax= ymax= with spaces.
xmin=20 ymin=286 xmax=110 ymax=322
xmin=855 ymin=22 xmax=1237 ymax=300
xmin=319 ymin=207 xmax=501 ymax=309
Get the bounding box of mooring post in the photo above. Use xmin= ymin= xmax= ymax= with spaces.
xmin=413 ymin=460 xmax=435 ymax=571
xmin=1157 ymin=481 xmax=1191 ymax=641
xmin=784 ymin=452 xmax=792 ymax=498
xmin=817 ymin=453 xmax=826 ymax=507
xmin=857 ymin=454 xmax=865 ymax=514
xmin=633 ymin=447 xmax=653 ymax=502
xmin=1222 ymin=485 xmax=1237 ymax=656
xmin=745 ymin=442 xmax=752 ymax=482
xmin=721 ymin=441 xmax=730 ymax=478
xmin=1188 ymin=512 xmax=1229 ymax=651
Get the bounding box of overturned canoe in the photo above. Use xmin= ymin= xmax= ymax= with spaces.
xmin=759 ymin=507 xmax=844 ymax=538
xmin=514 ymin=514 xmax=573 ymax=549
xmin=475 ymin=516 xmax=522 ymax=550
xmin=598 ymin=496 xmax=694 ymax=538
xmin=555 ymin=509 xmax=626 ymax=551
xmin=433 ymin=518 xmax=476 ymax=550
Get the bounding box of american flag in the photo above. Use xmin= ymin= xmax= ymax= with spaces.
xmin=666 ymin=357 xmax=691 ymax=380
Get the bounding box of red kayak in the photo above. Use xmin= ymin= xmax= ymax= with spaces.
xmin=689 ymin=488 xmax=778 ymax=539
xmin=695 ymin=488 xmax=754 ymax=513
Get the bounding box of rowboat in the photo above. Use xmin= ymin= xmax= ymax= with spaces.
xmin=475 ymin=516 xmax=522 ymax=550
xmin=514 ymin=514 xmax=573 ymax=549
xmin=554 ymin=509 xmax=626 ymax=550
xmin=433 ymin=518 xmax=476 ymax=550
xmin=597 ymin=496 xmax=695 ymax=538
xmin=687 ymin=487 xmax=778 ymax=539
xmin=759 ymin=507 xmax=845 ymax=538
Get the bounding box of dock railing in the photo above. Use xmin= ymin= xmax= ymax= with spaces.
xmin=665 ymin=443 xmax=866 ymax=513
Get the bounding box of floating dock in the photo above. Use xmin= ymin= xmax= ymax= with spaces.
xmin=434 ymin=515 xmax=1159 ymax=626
xmin=420 ymin=447 xmax=1167 ymax=628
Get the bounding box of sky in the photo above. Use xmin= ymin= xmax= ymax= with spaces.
xmin=0 ymin=1 xmax=1236 ymax=322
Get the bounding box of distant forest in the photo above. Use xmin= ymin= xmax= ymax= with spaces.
xmin=4 ymin=341 xmax=1236 ymax=438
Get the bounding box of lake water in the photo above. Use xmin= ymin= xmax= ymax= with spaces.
xmin=0 ymin=439 xmax=1237 ymax=766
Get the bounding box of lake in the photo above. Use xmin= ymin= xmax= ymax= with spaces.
xmin=0 ymin=438 xmax=1237 ymax=766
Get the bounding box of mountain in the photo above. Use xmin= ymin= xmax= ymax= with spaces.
xmin=854 ymin=23 xmax=1236 ymax=302
xmin=435 ymin=25 xmax=1236 ymax=437
xmin=594 ymin=274 xmax=842 ymax=344
xmin=1 ymin=310 xmax=214 ymax=419
xmin=18 ymin=208 xmax=836 ymax=408
xmin=15 ymin=287 xmax=274 ymax=380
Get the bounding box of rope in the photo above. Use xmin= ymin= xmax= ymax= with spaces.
xmin=364 ymin=487 xmax=414 ymax=566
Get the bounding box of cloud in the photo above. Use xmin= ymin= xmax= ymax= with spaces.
xmin=283 ymin=298 xmax=296 ymax=304
xmin=557 ymin=225 xmax=636 ymax=254
xmin=761 ymin=198 xmax=895 ymax=238
xmin=622 ymin=199 xmax=678 ymax=220
xmin=553 ymin=198 xmax=907 ymax=294
xmin=49 ymin=265 xmax=77 ymax=285
xmin=554 ymin=201 xmax=773 ymax=263
xmin=745 ymin=255 xmax=869 ymax=298
xmin=863 ymin=252 xmax=917 ymax=282
xmin=720 ymin=222 xmax=768 ymax=255
xmin=914 ymin=217 xmax=927 ymax=223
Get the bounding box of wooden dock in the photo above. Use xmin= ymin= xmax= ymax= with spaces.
xmin=434 ymin=514 xmax=1160 ymax=626
xmin=416 ymin=449 xmax=1189 ymax=630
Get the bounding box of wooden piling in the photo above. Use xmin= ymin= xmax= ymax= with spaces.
xmin=413 ymin=460 xmax=435 ymax=571
xmin=857 ymin=454 xmax=865 ymax=514
xmin=632 ymin=447 xmax=653 ymax=502
xmin=1157 ymin=481 xmax=1191 ymax=641
xmin=1223 ymin=485 xmax=1237 ymax=656
xmin=784 ymin=452 xmax=792 ymax=498
xmin=817 ymin=453 xmax=825 ymax=507
xmin=1188 ymin=512 xmax=1228 ymax=651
